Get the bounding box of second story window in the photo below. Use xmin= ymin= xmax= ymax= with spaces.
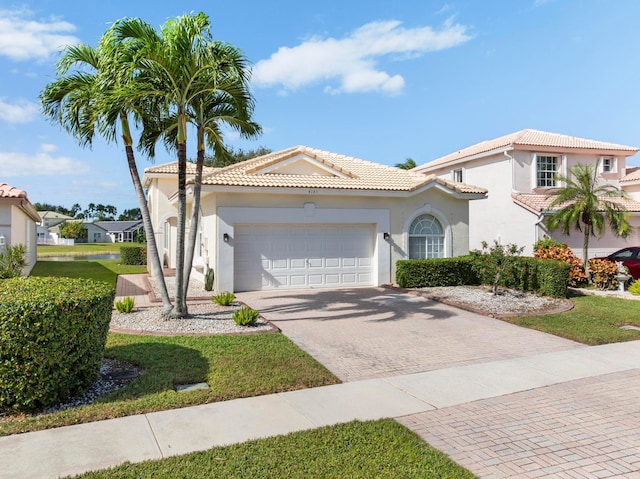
xmin=536 ymin=155 xmax=557 ymax=187
xmin=452 ymin=168 xmax=463 ymax=183
xmin=601 ymin=156 xmax=616 ymax=173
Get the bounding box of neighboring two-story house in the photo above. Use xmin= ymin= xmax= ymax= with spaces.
xmin=413 ymin=129 xmax=640 ymax=258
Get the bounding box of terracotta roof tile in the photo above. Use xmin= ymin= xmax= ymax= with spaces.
xmin=0 ymin=183 xmax=28 ymax=199
xmin=144 ymin=162 xmax=218 ymax=176
xmin=621 ymin=166 xmax=640 ymax=183
xmin=198 ymin=146 xmax=487 ymax=194
xmin=417 ymin=129 xmax=639 ymax=171
xmin=512 ymin=192 xmax=640 ymax=213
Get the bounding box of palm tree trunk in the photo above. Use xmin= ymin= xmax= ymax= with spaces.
xmin=120 ymin=112 xmax=172 ymax=315
xmin=583 ymin=228 xmax=590 ymax=278
xmin=172 ymin=141 xmax=188 ymax=318
xmin=183 ymin=132 xmax=205 ymax=298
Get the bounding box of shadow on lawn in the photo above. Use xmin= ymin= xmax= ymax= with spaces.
xmin=103 ymin=342 xmax=209 ymax=401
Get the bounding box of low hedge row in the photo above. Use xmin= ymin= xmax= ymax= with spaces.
xmin=396 ymin=256 xmax=570 ymax=298
xmin=120 ymin=245 xmax=147 ymax=265
xmin=0 ymin=277 xmax=115 ymax=412
xmin=396 ymin=257 xmax=478 ymax=288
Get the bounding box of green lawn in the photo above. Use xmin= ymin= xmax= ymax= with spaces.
xmin=67 ymin=419 xmax=475 ymax=479
xmin=31 ymin=259 xmax=147 ymax=286
xmin=0 ymin=332 xmax=339 ymax=436
xmin=503 ymin=293 xmax=640 ymax=345
xmin=37 ymin=243 xmax=125 ymax=257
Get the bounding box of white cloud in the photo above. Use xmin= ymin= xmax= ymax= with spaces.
xmin=253 ymin=19 xmax=472 ymax=95
xmin=0 ymin=98 xmax=39 ymax=123
xmin=0 ymin=8 xmax=79 ymax=61
xmin=0 ymin=146 xmax=89 ymax=176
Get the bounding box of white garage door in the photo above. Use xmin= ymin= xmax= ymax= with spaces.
xmin=234 ymin=224 xmax=374 ymax=291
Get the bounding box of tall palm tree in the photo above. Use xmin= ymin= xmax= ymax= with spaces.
xmin=112 ymin=13 xmax=260 ymax=317
xmin=546 ymin=162 xmax=632 ymax=270
xmin=39 ymin=36 xmax=173 ymax=315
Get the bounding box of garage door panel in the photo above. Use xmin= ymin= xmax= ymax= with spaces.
xmin=234 ymin=224 xmax=374 ymax=291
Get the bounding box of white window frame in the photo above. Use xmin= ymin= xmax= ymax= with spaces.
xmin=452 ymin=168 xmax=464 ymax=183
xmin=407 ymin=214 xmax=445 ymax=259
xmin=535 ymin=154 xmax=559 ymax=188
xmin=599 ymin=156 xmax=617 ymax=173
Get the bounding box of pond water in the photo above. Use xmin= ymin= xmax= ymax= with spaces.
xmin=39 ymin=254 xmax=121 ymax=262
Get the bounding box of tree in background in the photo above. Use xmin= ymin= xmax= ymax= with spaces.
xmin=118 ymin=208 xmax=142 ymax=221
xmin=546 ymin=162 xmax=632 ymax=272
xmin=395 ymin=158 xmax=417 ymax=170
xmin=203 ymin=146 xmax=271 ymax=167
xmin=59 ymin=221 xmax=88 ymax=240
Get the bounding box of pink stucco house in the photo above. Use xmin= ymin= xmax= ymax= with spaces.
xmin=413 ymin=129 xmax=640 ymax=258
xmin=0 ymin=182 xmax=39 ymax=274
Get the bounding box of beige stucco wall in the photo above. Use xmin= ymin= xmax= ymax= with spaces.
xmin=0 ymin=203 xmax=37 ymax=275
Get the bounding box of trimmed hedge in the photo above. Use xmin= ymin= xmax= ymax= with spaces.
xmin=536 ymin=259 xmax=571 ymax=298
xmin=397 ymin=256 xmax=570 ymax=298
xmin=396 ymin=257 xmax=479 ymax=288
xmin=0 ymin=277 xmax=115 ymax=412
xmin=120 ymin=245 xmax=147 ymax=265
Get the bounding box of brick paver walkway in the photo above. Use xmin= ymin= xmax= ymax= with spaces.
xmin=238 ymin=287 xmax=583 ymax=382
xmin=398 ymin=369 xmax=640 ymax=478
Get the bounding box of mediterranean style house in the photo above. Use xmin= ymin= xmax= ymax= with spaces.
xmin=143 ymin=146 xmax=486 ymax=292
xmin=413 ymin=129 xmax=640 ymax=257
xmin=0 ymin=182 xmax=39 ymax=274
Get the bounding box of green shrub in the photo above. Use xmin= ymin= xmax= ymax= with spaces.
xmin=204 ymin=266 xmax=215 ymax=291
xmin=0 ymin=244 xmax=26 ymax=279
xmin=396 ymin=257 xmax=478 ymax=288
xmin=213 ymin=291 xmax=235 ymax=306
xmin=120 ymin=245 xmax=147 ymax=265
xmin=114 ymin=296 xmax=135 ymax=313
xmin=533 ymin=240 xmax=586 ymax=287
xmin=0 ymin=277 xmax=114 ymax=412
xmin=629 ymin=280 xmax=640 ymax=296
xmin=232 ymin=306 xmax=259 ymax=326
xmin=536 ymin=259 xmax=570 ymax=297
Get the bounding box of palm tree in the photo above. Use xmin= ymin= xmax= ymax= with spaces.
xmin=112 ymin=13 xmax=260 ymax=317
xmin=546 ymin=162 xmax=632 ymax=271
xmin=40 ymin=34 xmax=173 ymax=315
xmin=395 ymin=158 xmax=417 ymax=170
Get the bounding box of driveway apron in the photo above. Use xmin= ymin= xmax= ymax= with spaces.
xmin=237 ymin=287 xmax=583 ymax=382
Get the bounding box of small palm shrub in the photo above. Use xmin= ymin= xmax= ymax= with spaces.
xmin=587 ymin=259 xmax=619 ymax=290
xmin=534 ymin=240 xmax=586 ymax=287
xmin=232 ymin=306 xmax=259 ymax=326
xmin=114 ymin=296 xmax=135 ymax=313
xmin=629 ymin=280 xmax=640 ymax=296
xmin=0 ymin=244 xmax=27 ymax=279
xmin=213 ymin=291 xmax=235 ymax=306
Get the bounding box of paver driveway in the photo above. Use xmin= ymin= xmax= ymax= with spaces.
xmin=238 ymin=287 xmax=583 ymax=382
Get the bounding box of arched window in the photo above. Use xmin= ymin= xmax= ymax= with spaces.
xmin=408 ymin=214 xmax=444 ymax=259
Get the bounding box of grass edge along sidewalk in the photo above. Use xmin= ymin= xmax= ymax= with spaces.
xmin=65 ymin=419 xmax=475 ymax=479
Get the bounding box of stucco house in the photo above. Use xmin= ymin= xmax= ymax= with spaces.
xmin=143 ymin=146 xmax=486 ymax=292
xmin=49 ymin=220 xmax=110 ymax=244
xmin=413 ymin=129 xmax=640 ymax=258
xmin=0 ymin=182 xmax=39 ymax=274
xmin=95 ymin=220 xmax=144 ymax=243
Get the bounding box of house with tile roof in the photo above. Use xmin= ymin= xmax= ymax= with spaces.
xmin=413 ymin=129 xmax=640 ymax=257
xmin=0 ymin=182 xmax=40 ymax=274
xmin=143 ymin=146 xmax=486 ymax=292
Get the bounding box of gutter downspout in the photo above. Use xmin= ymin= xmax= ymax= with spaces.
xmin=503 ymin=150 xmax=516 ymax=192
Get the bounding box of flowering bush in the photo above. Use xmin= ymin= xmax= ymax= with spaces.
xmin=587 ymin=259 xmax=619 ymax=290
xmin=533 ymin=240 xmax=586 ymax=287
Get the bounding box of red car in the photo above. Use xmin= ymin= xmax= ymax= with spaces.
xmin=593 ymin=247 xmax=640 ymax=279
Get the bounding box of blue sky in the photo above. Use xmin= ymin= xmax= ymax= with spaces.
xmin=1 ymin=0 xmax=639 ymax=214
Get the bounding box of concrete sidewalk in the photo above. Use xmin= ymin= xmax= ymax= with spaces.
xmin=1 ymin=341 xmax=639 ymax=479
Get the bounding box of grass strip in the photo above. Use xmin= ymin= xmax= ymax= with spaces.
xmin=37 ymin=243 xmax=125 ymax=257
xmin=31 ymin=259 xmax=147 ymax=286
xmin=67 ymin=419 xmax=475 ymax=479
xmin=0 ymin=332 xmax=339 ymax=436
xmin=503 ymin=294 xmax=640 ymax=345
